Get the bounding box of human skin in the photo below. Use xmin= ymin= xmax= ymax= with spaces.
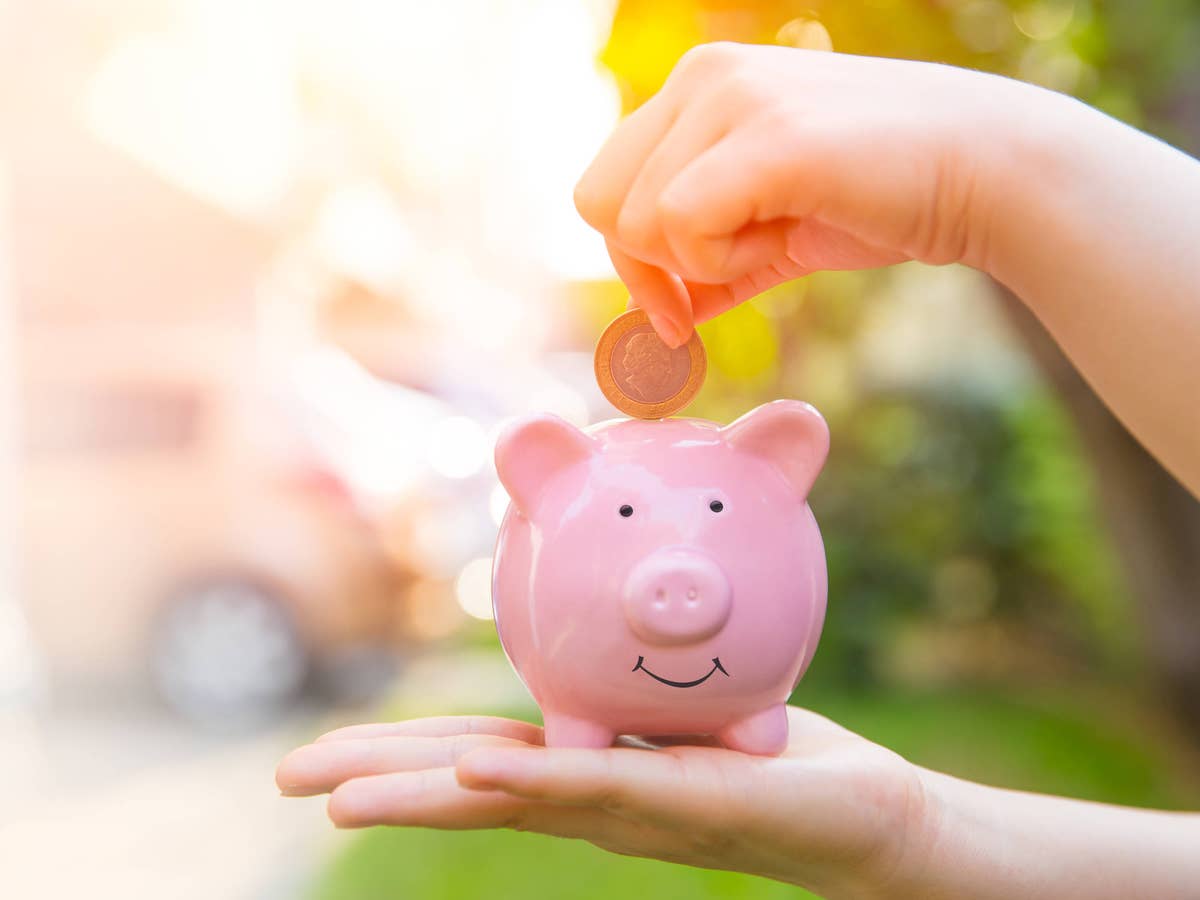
xmin=277 ymin=45 xmax=1200 ymax=898
xmin=571 ymin=43 xmax=1200 ymax=495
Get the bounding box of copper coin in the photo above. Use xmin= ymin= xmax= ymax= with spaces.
xmin=594 ymin=308 xmax=706 ymax=419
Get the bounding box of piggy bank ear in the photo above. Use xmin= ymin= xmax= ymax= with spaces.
xmin=494 ymin=414 xmax=597 ymax=516
xmin=722 ymin=400 xmax=829 ymax=500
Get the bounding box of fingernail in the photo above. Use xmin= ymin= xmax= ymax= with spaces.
xmin=647 ymin=311 xmax=689 ymax=348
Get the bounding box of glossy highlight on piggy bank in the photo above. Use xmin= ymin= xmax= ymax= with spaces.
xmin=491 ymin=400 xmax=829 ymax=756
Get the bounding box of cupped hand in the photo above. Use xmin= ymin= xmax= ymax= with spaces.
xmin=276 ymin=708 xmax=934 ymax=897
xmin=575 ymin=41 xmax=1034 ymax=346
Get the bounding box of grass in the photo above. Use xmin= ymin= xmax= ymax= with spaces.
xmin=316 ymin=830 xmax=805 ymax=900
xmin=309 ymin=678 xmax=1199 ymax=900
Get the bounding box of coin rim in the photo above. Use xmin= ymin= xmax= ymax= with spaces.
xmin=594 ymin=308 xmax=707 ymax=419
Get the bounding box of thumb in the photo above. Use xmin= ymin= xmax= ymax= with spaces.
xmin=456 ymin=745 xmax=741 ymax=832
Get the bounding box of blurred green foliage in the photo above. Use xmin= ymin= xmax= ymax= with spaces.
xmin=810 ymin=382 xmax=1133 ymax=687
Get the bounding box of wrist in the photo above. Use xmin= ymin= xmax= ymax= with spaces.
xmin=841 ymin=767 xmax=993 ymax=900
xmin=863 ymin=768 xmax=1200 ymax=900
xmin=863 ymin=767 xmax=954 ymax=900
xmin=805 ymin=763 xmax=948 ymax=900
xmin=966 ymin=77 xmax=1109 ymax=288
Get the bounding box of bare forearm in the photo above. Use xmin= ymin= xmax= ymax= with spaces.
xmin=883 ymin=769 xmax=1200 ymax=900
xmin=982 ymin=85 xmax=1200 ymax=494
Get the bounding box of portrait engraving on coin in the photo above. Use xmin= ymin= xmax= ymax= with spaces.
xmin=610 ymin=325 xmax=691 ymax=403
xmin=594 ymin=308 xmax=706 ymax=418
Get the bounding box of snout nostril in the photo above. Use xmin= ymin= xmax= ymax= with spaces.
xmin=623 ymin=549 xmax=732 ymax=645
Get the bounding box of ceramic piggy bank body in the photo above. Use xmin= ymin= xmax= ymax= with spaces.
xmin=491 ymin=400 xmax=829 ymax=756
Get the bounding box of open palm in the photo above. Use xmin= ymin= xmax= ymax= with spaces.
xmin=276 ymin=707 xmax=928 ymax=895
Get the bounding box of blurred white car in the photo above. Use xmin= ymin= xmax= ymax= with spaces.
xmin=17 ymin=333 xmax=416 ymax=727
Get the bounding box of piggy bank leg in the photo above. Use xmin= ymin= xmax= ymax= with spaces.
xmin=718 ymin=704 xmax=789 ymax=756
xmin=542 ymin=713 xmax=615 ymax=749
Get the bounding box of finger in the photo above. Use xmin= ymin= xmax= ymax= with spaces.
xmin=606 ymin=241 xmax=694 ymax=348
xmin=315 ymin=715 xmax=544 ymax=746
xmin=455 ymin=708 xmax=855 ymax=818
xmin=685 ymin=281 xmax=740 ymax=323
xmin=715 ymin=220 xmax=795 ymax=282
xmin=574 ymin=90 xmax=680 ymax=234
xmin=276 ymin=733 xmax=530 ymax=797
xmin=456 ymin=744 xmax=746 ymax=831
xmin=328 ymin=767 xmax=632 ymax=847
xmin=615 ymin=100 xmax=730 ymax=269
xmin=659 ymin=131 xmax=802 ymax=283
xmin=684 ymin=265 xmax=800 ymax=324
xmin=782 ymin=218 xmax=908 ymax=272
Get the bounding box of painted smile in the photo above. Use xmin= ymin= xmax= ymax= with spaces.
xmin=632 ymin=656 xmax=729 ymax=688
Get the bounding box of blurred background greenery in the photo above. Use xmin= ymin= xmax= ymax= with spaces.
xmin=2 ymin=1 xmax=1199 ymax=898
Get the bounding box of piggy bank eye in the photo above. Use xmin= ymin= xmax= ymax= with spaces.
xmin=619 ymin=504 xmax=634 ymax=518
xmin=709 ymin=500 xmax=724 ymax=513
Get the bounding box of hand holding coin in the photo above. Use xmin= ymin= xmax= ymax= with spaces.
xmin=594 ymin=309 xmax=706 ymax=419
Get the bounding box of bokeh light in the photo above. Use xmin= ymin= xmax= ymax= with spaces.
xmin=455 ymin=556 xmax=495 ymax=620
xmin=426 ymin=417 xmax=489 ymax=480
xmin=1013 ymin=1 xmax=1076 ymax=42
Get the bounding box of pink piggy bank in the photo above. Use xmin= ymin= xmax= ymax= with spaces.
xmin=491 ymin=400 xmax=830 ymax=756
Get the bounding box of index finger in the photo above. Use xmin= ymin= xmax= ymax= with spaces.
xmin=574 ymin=89 xmax=679 ymax=234
xmin=606 ymin=241 xmax=695 ymax=348
xmin=317 ymin=716 xmax=544 ymax=745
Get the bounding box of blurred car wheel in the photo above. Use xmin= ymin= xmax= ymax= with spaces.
xmin=313 ymin=644 xmax=400 ymax=706
xmin=151 ymin=578 xmax=308 ymax=728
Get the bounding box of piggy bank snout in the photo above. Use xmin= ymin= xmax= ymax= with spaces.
xmin=621 ymin=549 xmax=732 ymax=646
